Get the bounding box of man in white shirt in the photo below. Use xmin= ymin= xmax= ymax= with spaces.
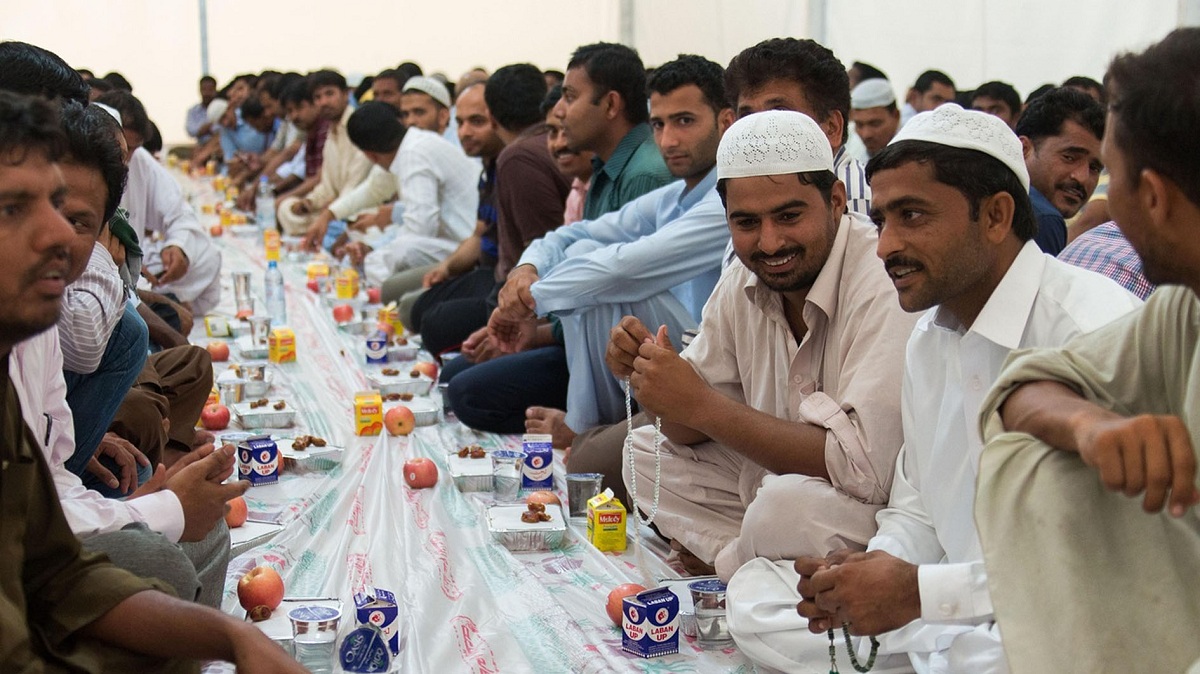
xmin=751 ymin=105 xmax=1141 ymax=673
xmin=342 ymin=101 xmax=480 ymax=284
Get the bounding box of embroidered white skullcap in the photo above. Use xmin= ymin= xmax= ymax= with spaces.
xmin=890 ymin=103 xmax=1029 ymax=189
xmin=205 ymin=97 xmax=228 ymax=124
xmin=717 ymin=110 xmax=834 ymax=180
xmin=92 ymin=102 xmax=122 ymax=125
xmin=851 ymin=78 xmax=895 ymax=109
xmin=402 ymin=76 xmax=451 ymax=109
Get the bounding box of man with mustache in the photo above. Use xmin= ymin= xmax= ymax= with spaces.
xmin=1016 ymin=87 xmax=1105 ymax=255
xmin=618 ymin=110 xmax=914 ymax=583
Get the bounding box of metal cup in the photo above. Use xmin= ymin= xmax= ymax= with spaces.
xmin=491 ymin=450 xmax=527 ymax=502
xmin=248 ymin=316 xmax=272 ymax=348
xmin=566 ymin=473 xmax=604 ymax=518
xmin=218 ymin=379 xmax=244 ymax=406
xmin=688 ymin=579 xmax=733 ymax=649
xmin=232 ymin=271 xmax=253 ymax=313
xmin=437 ymin=382 xmax=454 ymax=421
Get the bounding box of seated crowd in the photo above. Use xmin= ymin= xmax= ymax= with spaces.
xmin=0 ymin=25 xmax=1197 ymax=672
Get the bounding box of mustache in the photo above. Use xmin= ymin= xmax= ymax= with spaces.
xmin=883 ymin=255 xmax=923 ymax=272
xmin=1057 ymin=179 xmax=1087 ymax=201
xmin=750 ymin=246 xmax=804 ymax=263
xmin=25 ymin=248 xmax=70 ymax=285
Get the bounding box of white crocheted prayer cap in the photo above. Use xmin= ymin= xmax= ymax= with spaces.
xmin=402 ymin=76 xmax=451 ymax=109
xmin=890 ymin=103 xmax=1030 ymax=190
xmin=851 ymin=78 xmax=895 ymax=109
xmin=92 ymin=102 xmax=122 ymax=126
xmin=717 ymin=110 xmax=834 ymax=180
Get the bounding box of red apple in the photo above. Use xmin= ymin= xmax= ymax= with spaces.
xmin=238 ymin=566 xmax=284 ymax=620
xmin=306 ymin=279 xmax=320 ymax=293
xmin=606 ymin=583 xmax=647 ymax=626
xmin=412 ymin=361 xmax=438 ymax=380
xmin=375 ymin=321 xmax=395 ymax=338
xmin=332 ymin=303 xmax=355 ymax=324
xmin=206 ymin=340 xmax=230 ymax=362
xmin=200 ymin=403 xmax=230 ymax=431
xmin=403 ymin=457 xmax=438 ymax=489
xmin=225 ymin=495 xmax=248 ymax=528
xmin=209 ymin=224 xmax=223 ymax=237
xmin=385 ymin=405 xmax=415 ymax=436
xmin=526 ymin=491 xmax=561 ymax=507
xmin=367 ymin=287 xmax=382 ymax=304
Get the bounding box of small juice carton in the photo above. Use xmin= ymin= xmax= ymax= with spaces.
xmin=335 ymin=268 xmax=360 ymax=300
xmin=204 ymin=314 xmax=232 ymax=337
xmin=586 ymin=488 xmax=627 ymax=552
xmin=237 ymin=435 xmax=280 ymax=486
xmin=622 ymin=587 xmax=680 ymax=658
xmin=354 ymin=391 xmax=383 ymax=436
xmin=365 ymin=331 xmax=388 ymax=365
xmin=521 ymin=433 xmax=553 ymax=491
xmin=268 ymin=327 xmax=296 ymax=363
xmin=377 ymin=303 xmax=403 ymax=336
xmin=306 ymin=261 xmax=330 ymax=284
xmin=353 ymin=588 xmax=400 ymax=655
xmin=263 ymin=229 xmax=281 ymax=262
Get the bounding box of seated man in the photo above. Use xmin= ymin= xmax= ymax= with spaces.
xmin=1058 ymin=220 xmax=1154 ymax=299
xmin=619 ymin=111 xmax=914 ymax=585
xmin=976 ymin=29 xmax=1200 ymax=673
xmin=850 ymin=78 xmax=900 ymax=159
xmin=342 ymin=101 xmax=480 ymax=283
xmin=184 ymin=74 xmax=217 ymax=147
xmin=272 ymin=78 xmax=330 ymax=211
xmin=759 ymin=105 xmax=1138 ymax=674
xmin=969 ymin=81 xmax=1021 ymax=129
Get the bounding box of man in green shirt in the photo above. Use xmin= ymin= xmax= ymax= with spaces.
xmin=977 ymin=28 xmax=1200 ymax=674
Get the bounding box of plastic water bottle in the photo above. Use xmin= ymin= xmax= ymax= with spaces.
xmin=255 ymin=175 xmax=275 ymax=231
xmin=265 ymin=260 xmax=287 ymax=325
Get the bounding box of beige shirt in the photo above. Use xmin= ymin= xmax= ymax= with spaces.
xmin=305 ymin=105 xmax=373 ymax=211
xmin=681 ymin=211 xmax=915 ymax=504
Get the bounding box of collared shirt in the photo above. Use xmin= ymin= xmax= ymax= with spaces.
xmin=57 ymin=243 xmax=126 ymax=375
xmin=869 ymin=241 xmax=1140 ymax=665
xmin=0 ymin=353 xmax=162 ymax=672
xmin=268 ymin=120 xmax=302 ymax=153
xmin=304 ymin=117 xmax=330 ymax=179
xmin=522 ymin=167 xmax=727 ymax=323
xmin=564 ymin=177 xmax=589 ymax=225
xmin=306 ymin=105 xmax=374 ymax=211
xmin=217 ymin=109 xmax=269 ymax=159
xmin=478 ymin=158 xmax=499 ymax=269
xmin=185 ymin=101 xmax=209 ymax=141
xmin=11 ymin=331 xmax=186 ymax=542
xmin=388 ymin=128 xmax=479 ymax=243
xmin=681 ymin=212 xmax=915 ymax=503
xmin=582 ymin=123 xmax=674 ymax=220
xmin=833 ymin=145 xmax=871 ymax=217
xmin=494 ymin=124 xmax=571 ymax=279
xmin=1058 ymin=221 xmax=1154 ymax=300
xmin=1030 ymin=186 xmax=1067 ymax=255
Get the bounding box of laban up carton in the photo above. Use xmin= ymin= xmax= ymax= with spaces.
xmin=622 ymin=587 xmax=680 ymax=658
xmin=520 ymin=433 xmax=553 ymax=491
xmin=353 ymin=588 xmax=399 ymax=655
xmin=586 ymin=488 xmax=627 ymax=552
xmin=237 ymin=435 xmax=279 ymax=486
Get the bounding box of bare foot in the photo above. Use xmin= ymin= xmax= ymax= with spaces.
xmin=525 ymin=407 xmax=576 ymax=449
xmin=192 ymin=430 xmax=216 ymax=448
xmin=670 ymin=539 xmax=716 ymax=577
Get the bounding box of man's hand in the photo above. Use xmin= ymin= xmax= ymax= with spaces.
xmin=343 ymin=241 xmax=373 ymax=266
xmin=157 ymin=246 xmax=190 ymax=285
xmin=1072 ymin=413 xmax=1200 ymax=516
xmin=461 ymin=326 xmax=500 ymax=363
xmin=167 ymin=444 xmax=251 ymax=542
xmin=487 ymin=308 xmax=539 ymax=354
xmin=606 ymin=316 xmax=654 ymax=379
xmin=86 ymin=432 xmax=152 ymax=494
xmin=348 ymin=206 xmax=390 ymax=232
xmin=423 ymin=262 xmax=452 ymax=288
xmin=629 ymin=326 xmax=707 ymax=423
xmin=797 ymin=550 xmax=921 ymax=637
xmin=235 ymin=187 xmax=256 ymax=212
xmin=302 ymin=210 xmax=332 ymax=251
xmin=496 ymin=264 xmax=539 ymax=319
xmin=98 ymin=224 xmax=126 ymax=268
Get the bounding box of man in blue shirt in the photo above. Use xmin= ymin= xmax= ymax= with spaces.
xmin=1016 ymin=87 xmax=1105 ymax=255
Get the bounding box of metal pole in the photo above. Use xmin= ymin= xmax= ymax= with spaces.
xmin=198 ymin=0 xmax=210 ymax=75
xmin=619 ymin=0 xmax=635 ymax=47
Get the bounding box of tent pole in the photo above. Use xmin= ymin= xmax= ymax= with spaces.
xmin=807 ymin=0 xmax=828 ymax=45
xmin=198 ymin=0 xmax=210 ymax=75
xmin=619 ymin=0 xmax=635 ymax=46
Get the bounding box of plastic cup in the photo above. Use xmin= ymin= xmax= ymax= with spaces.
xmin=289 ymin=606 xmax=341 ymax=674
xmin=688 ymin=579 xmax=733 ymax=649
xmin=491 ymin=450 xmax=527 ymax=502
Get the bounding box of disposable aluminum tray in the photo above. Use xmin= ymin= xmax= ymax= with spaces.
xmin=234 ymin=401 xmax=296 ymax=429
xmin=486 ymin=504 xmax=566 ymax=552
xmin=388 ymin=342 xmax=419 ymax=362
xmin=218 ymin=366 xmax=272 ymax=398
xmin=448 ymin=454 xmax=492 ymax=492
xmin=236 ymin=335 xmax=269 ymax=360
xmin=370 ymin=371 xmax=434 ymax=396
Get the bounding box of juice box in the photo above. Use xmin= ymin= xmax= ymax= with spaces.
xmin=521 ymin=433 xmax=553 ymax=491
xmin=354 ymin=391 xmax=383 ymax=436
xmin=353 ymin=588 xmax=399 ymax=655
xmin=365 ymin=331 xmax=388 ymax=364
xmin=204 ymin=314 xmax=231 ymax=337
xmin=335 ymin=268 xmax=360 ymax=299
xmin=306 ymin=261 xmax=330 ymax=284
xmin=622 ymin=587 xmax=680 ymax=658
xmin=377 ymin=303 xmax=403 ymax=336
xmin=586 ymin=488 xmax=627 ymax=552
xmin=263 ymin=229 xmax=281 ymax=262
xmin=237 ymin=435 xmax=280 ymax=486
xmin=268 ymin=327 xmax=296 ymax=363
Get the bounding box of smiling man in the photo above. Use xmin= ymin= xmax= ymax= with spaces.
xmin=1016 ymin=87 xmax=1105 ymax=255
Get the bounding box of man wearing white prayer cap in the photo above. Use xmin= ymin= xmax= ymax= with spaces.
xmin=620 ymin=109 xmax=914 ymax=594
xmin=850 ymin=78 xmax=900 ymax=158
xmin=401 ymin=75 xmax=453 ymax=134
xmin=727 ymin=103 xmax=1139 ymax=673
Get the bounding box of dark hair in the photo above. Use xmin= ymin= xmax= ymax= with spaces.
xmin=396 ymin=62 xmax=423 ymax=80
xmin=200 ymin=75 xmax=217 ymax=87
xmin=374 ymin=68 xmax=407 ymax=90
xmin=852 ymin=61 xmax=888 ymax=82
xmin=347 ymin=101 xmax=405 ymax=153
xmin=716 ymin=170 xmax=837 ymax=208
xmin=913 ymin=69 xmax=955 ymax=93
xmin=866 ymin=140 xmax=1036 ymax=241
xmin=1106 ymin=27 xmax=1200 ymax=208
xmin=484 ymin=64 xmax=548 ymax=131
xmin=280 ymin=79 xmax=311 ymax=107
xmin=724 ymin=38 xmax=850 ymax=144
xmin=1062 ymin=75 xmax=1102 ymax=91
xmin=971 ymin=81 xmax=1021 ymax=116
xmin=241 ymin=96 xmax=266 ymax=120
xmin=144 ymin=119 xmax=162 ymax=154
xmin=0 ymin=91 xmax=66 ymax=163
xmin=354 ymin=76 xmax=375 ymax=103
xmin=1024 ymin=83 xmax=1056 ymax=105
xmin=77 ymin=68 xmax=94 ymax=79
xmin=567 ymin=42 xmax=649 ymax=125
xmin=269 ymin=72 xmax=304 ymax=101
xmin=1014 ymin=86 xmax=1104 ymax=145
xmin=102 ymin=71 xmax=132 ymax=93
xmin=0 ymin=41 xmax=90 ymax=104
xmin=543 ymin=69 xmax=565 ymax=86
xmin=540 ymin=85 xmax=562 ymax=117
xmin=59 ymin=101 xmax=127 ymax=223
xmin=307 ymin=69 xmax=348 ymax=94
xmin=87 ymin=78 xmax=114 ymax=95
xmin=647 ymin=54 xmax=728 ymax=114
xmin=95 ymin=90 xmax=151 ymax=139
